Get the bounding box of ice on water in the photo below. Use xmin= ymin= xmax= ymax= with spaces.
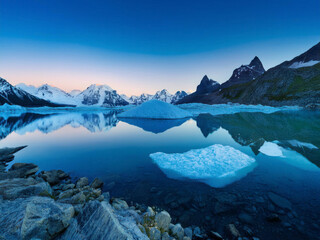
xmin=150 ymin=144 xmax=256 ymax=188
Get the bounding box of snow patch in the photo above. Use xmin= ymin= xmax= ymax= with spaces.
xmin=118 ymin=100 xmax=192 ymax=119
xmin=289 ymin=60 xmax=320 ymax=69
xmin=150 ymin=144 xmax=256 ymax=188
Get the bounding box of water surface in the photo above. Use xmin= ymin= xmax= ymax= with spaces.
xmin=1 ymin=110 xmax=319 ymax=240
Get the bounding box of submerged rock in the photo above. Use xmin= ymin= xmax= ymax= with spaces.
xmin=268 ymin=192 xmax=292 ymax=210
xmin=226 ymin=224 xmax=240 ymax=239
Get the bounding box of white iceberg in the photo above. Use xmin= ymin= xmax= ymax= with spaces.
xmin=150 ymin=144 xmax=256 ymax=188
xmin=259 ymin=142 xmax=284 ymax=157
xmin=118 ymin=100 xmax=192 ymax=119
xmin=178 ymin=103 xmax=300 ymax=117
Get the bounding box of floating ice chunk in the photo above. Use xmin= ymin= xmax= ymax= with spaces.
xmin=289 ymin=60 xmax=320 ymax=69
xmin=259 ymin=142 xmax=284 ymax=157
xmin=118 ymin=100 xmax=192 ymax=119
xmin=150 ymin=144 xmax=256 ymax=188
xmin=287 ymin=140 xmax=318 ymax=149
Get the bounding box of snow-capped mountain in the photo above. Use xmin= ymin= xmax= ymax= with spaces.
xmin=69 ymin=89 xmax=81 ymax=97
xmin=16 ymin=83 xmax=129 ymax=107
xmin=128 ymin=93 xmax=153 ymax=105
xmin=14 ymin=80 xmax=187 ymax=107
xmin=0 ymin=77 xmax=63 ymax=107
xmin=127 ymin=90 xmax=188 ymax=105
xmin=221 ymin=56 xmax=265 ymax=89
xmin=16 ymin=83 xmax=77 ymax=105
xmin=152 ymin=89 xmax=173 ymax=103
xmin=76 ymin=84 xmax=128 ymax=107
xmin=171 ymin=91 xmax=188 ymax=104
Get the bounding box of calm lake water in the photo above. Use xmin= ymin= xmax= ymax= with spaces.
xmin=1 ymin=110 xmax=320 ymax=240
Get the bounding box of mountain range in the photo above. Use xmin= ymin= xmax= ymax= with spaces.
xmin=0 ymin=78 xmax=66 ymax=107
xmin=14 ymin=82 xmax=188 ymax=107
xmin=178 ymin=42 xmax=320 ymax=108
xmin=1 ymin=42 xmax=319 ymax=108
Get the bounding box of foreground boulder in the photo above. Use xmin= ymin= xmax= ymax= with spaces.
xmin=40 ymin=170 xmax=69 ymax=185
xmin=58 ymin=201 xmax=148 ymax=240
xmin=0 ymin=196 xmax=74 ymax=240
xmin=0 ymin=163 xmax=38 ymax=180
xmin=0 ymin=177 xmax=52 ymax=200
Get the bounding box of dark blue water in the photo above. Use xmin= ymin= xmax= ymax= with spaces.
xmin=1 ymin=110 xmax=320 ymax=239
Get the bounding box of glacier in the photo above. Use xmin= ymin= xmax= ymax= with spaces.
xmin=118 ymin=100 xmax=192 ymax=119
xmin=150 ymin=144 xmax=257 ymax=188
xmin=178 ymin=103 xmax=300 ymax=117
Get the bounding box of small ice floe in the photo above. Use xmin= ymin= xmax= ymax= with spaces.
xmin=150 ymin=144 xmax=256 ymax=188
xmin=289 ymin=60 xmax=320 ymax=69
xmin=118 ymin=100 xmax=192 ymax=119
xmin=259 ymin=141 xmax=319 ymax=172
xmin=286 ymin=140 xmax=318 ymax=150
xmin=259 ymin=142 xmax=284 ymax=157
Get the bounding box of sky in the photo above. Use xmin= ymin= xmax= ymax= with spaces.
xmin=0 ymin=0 xmax=319 ymax=96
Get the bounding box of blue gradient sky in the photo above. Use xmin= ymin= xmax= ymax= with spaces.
xmin=0 ymin=0 xmax=319 ymax=95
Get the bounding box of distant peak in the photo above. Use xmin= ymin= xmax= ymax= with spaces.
xmin=249 ymin=56 xmax=262 ymax=66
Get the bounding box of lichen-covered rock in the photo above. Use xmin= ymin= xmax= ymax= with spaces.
xmin=62 ymin=183 xmax=75 ymax=191
xmin=0 ymin=196 xmax=74 ymax=240
xmin=112 ymin=198 xmax=129 ymax=210
xmin=40 ymin=170 xmax=69 ymax=185
xmin=58 ymin=189 xmax=77 ymax=199
xmin=161 ymin=232 xmax=171 ymax=240
xmin=146 ymin=206 xmax=155 ymax=217
xmin=58 ymin=201 xmax=149 ymax=240
xmin=171 ymin=223 xmax=184 ymax=240
xmin=90 ymin=178 xmax=104 ymax=189
xmin=149 ymin=227 xmax=161 ymax=240
xmin=21 ymin=197 xmax=74 ymax=239
xmin=71 ymin=191 xmax=86 ymax=204
xmin=155 ymin=211 xmax=171 ymax=231
xmin=76 ymin=177 xmax=89 ymax=188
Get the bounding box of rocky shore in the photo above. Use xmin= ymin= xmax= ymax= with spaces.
xmin=0 ymin=146 xmax=219 ymax=240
